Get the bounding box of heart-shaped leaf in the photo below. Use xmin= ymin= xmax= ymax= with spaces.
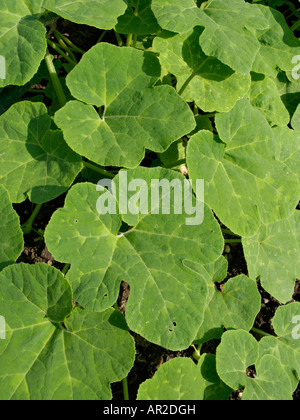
xmin=0 ymin=263 xmax=135 ymax=400
xmin=153 ymin=28 xmax=251 ymax=113
xmin=216 ymin=330 xmax=293 ymax=400
xmin=0 ymin=101 xmax=83 ymax=203
xmin=54 ymin=43 xmax=195 ymax=168
xmin=186 ymin=98 xmax=300 ymax=237
xmin=116 ymin=0 xmax=160 ymax=35
xmin=45 ymin=167 xmax=224 ymax=350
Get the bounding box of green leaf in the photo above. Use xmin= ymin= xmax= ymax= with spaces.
xmin=216 ymin=330 xmax=293 ymax=400
xmin=0 ymin=263 xmax=135 ymax=400
xmin=250 ymin=74 xmax=290 ymax=127
xmin=116 ymin=0 xmax=160 ymax=35
xmin=252 ymin=5 xmax=300 ymax=79
xmin=151 ymin=0 xmax=200 ymax=34
xmin=43 ymin=0 xmax=128 ymax=29
xmin=0 ymin=0 xmax=47 ymax=87
xmin=153 ymin=28 xmax=251 ymax=113
xmin=194 ymin=275 xmax=261 ymax=345
xmin=54 ymin=43 xmax=195 ymax=168
xmin=0 ymin=101 xmax=83 ymax=203
xmin=273 ymin=126 xmax=300 ymax=183
xmin=23 ymin=0 xmax=45 ymax=14
xmin=186 ymin=98 xmax=300 ymax=237
xmin=137 ymin=354 xmax=231 ymax=400
xmin=45 ymin=167 xmax=224 ymax=350
xmin=0 ymin=185 xmax=23 ymax=271
xmin=292 ymin=104 xmax=300 ymax=131
xmin=259 ymin=303 xmax=300 ymax=390
xmin=242 ymin=211 xmax=300 ymax=303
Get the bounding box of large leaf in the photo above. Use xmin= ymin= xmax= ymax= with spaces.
xmin=153 ymin=28 xmax=251 ymax=113
xmin=252 ymin=5 xmax=300 ymax=79
xmin=116 ymin=0 xmax=160 ymax=35
xmin=137 ymin=355 xmax=231 ymax=400
xmin=43 ymin=0 xmax=128 ymax=29
xmin=0 ymin=186 xmax=23 ymax=271
xmin=0 ymin=101 xmax=83 ymax=203
xmin=55 ymin=43 xmax=195 ymax=168
xmin=186 ymin=99 xmax=300 ymax=237
xmin=45 ymin=167 xmax=224 ymax=350
xmin=216 ymin=330 xmax=293 ymax=400
xmin=259 ymin=303 xmax=300 ymax=391
xmin=193 ymin=275 xmax=261 ymax=345
xmin=273 ymin=126 xmax=300 ymax=183
xmin=0 ymin=263 xmax=135 ymax=400
xmin=242 ymin=211 xmax=300 ymax=303
xmin=0 ymin=0 xmax=46 ymax=87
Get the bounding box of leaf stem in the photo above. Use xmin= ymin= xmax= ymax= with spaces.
xmin=53 ymin=30 xmax=85 ymax=54
xmin=221 ymin=228 xmax=240 ymax=237
xmin=62 ymin=263 xmax=70 ymax=276
xmin=47 ymin=39 xmax=76 ymax=67
xmin=224 ymin=238 xmax=242 ymax=244
xmin=126 ymin=33 xmax=133 ymax=47
xmin=83 ymin=161 xmax=116 ymax=178
xmin=45 ymin=49 xmax=67 ymax=108
xmin=114 ymin=30 xmax=124 ymax=46
xmin=22 ymin=204 xmax=43 ymax=235
xmin=291 ymin=19 xmax=300 ymax=31
xmin=122 ymin=377 xmax=130 ymax=400
xmin=178 ymin=72 xmax=196 ymax=96
xmin=251 ymin=327 xmax=274 ymax=338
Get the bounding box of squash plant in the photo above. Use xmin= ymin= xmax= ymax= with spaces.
xmin=0 ymin=0 xmax=300 ymax=400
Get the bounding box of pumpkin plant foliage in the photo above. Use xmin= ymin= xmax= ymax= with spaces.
xmin=0 ymin=0 xmax=299 ymax=401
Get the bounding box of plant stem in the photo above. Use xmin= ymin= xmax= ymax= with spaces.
xmin=126 ymin=33 xmax=133 ymax=47
xmin=53 ymin=30 xmax=85 ymax=54
xmin=291 ymin=19 xmax=300 ymax=31
xmin=97 ymin=30 xmax=108 ymax=44
xmin=62 ymin=263 xmax=70 ymax=276
xmin=122 ymin=377 xmax=130 ymax=400
xmin=178 ymin=72 xmax=196 ymax=96
xmin=224 ymin=238 xmax=242 ymax=244
xmin=114 ymin=30 xmax=124 ymax=46
xmin=251 ymin=327 xmax=274 ymax=338
xmin=22 ymin=204 xmax=43 ymax=235
xmin=83 ymin=161 xmax=115 ymax=178
xmin=55 ymin=37 xmax=78 ymax=64
xmin=132 ymin=34 xmax=138 ymax=48
xmin=45 ymin=49 xmax=67 ymax=108
xmin=47 ymin=39 xmax=76 ymax=67
xmin=221 ymin=228 xmax=240 ymax=237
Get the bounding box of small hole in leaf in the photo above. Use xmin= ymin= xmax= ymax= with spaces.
xmin=75 ymin=219 xmax=78 ymax=223
xmin=246 ymin=365 xmax=257 ymax=379
xmin=169 ymin=329 xmax=173 ymax=332
xmin=173 ymin=321 xmax=177 ymax=327
xmin=104 ymin=294 xmax=108 ymax=297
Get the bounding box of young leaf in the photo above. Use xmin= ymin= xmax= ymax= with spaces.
xmin=259 ymin=303 xmax=300 ymax=391
xmin=153 ymin=28 xmax=251 ymax=113
xmin=137 ymin=355 xmax=231 ymax=400
xmin=216 ymin=330 xmax=293 ymax=400
xmin=186 ymin=99 xmax=300 ymax=237
xmin=43 ymin=0 xmax=128 ymax=29
xmin=116 ymin=0 xmax=160 ymax=35
xmin=194 ymin=275 xmax=261 ymax=345
xmin=0 ymin=263 xmax=135 ymax=400
xmin=242 ymin=211 xmax=300 ymax=303
xmin=0 ymin=0 xmax=47 ymax=87
xmin=54 ymin=43 xmax=195 ymax=168
xmin=0 ymin=101 xmax=83 ymax=203
xmin=0 ymin=185 xmax=23 ymax=271
xmin=45 ymin=167 xmax=224 ymax=350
